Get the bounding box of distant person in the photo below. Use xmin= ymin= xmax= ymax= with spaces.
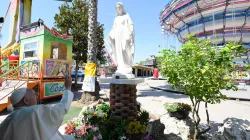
xmin=0 ymin=76 xmax=75 ymax=140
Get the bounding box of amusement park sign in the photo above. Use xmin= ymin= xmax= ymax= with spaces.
xmin=44 ymin=82 xmax=64 ymax=97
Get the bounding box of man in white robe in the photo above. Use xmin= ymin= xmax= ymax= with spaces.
xmin=0 ymin=76 xmax=75 ymax=140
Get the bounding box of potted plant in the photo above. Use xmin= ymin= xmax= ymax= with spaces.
xmin=126 ymin=121 xmax=147 ymax=140
xmin=164 ymin=102 xmax=191 ymax=119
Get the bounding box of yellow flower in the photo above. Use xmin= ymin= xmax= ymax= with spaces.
xmin=93 ymin=111 xmax=98 ymax=116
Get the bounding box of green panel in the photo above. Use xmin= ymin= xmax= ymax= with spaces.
xmin=20 ymin=28 xmax=45 ymax=61
xmin=43 ymin=29 xmax=72 ymax=62
xmin=44 ymin=82 xmax=64 ymax=97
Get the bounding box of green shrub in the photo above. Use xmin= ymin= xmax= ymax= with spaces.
xmin=138 ymin=110 xmax=150 ymax=125
xmin=164 ymin=102 xmax=191 ymax=112
xmin=98 ymin=118 xmax=127 ymax=140
xmin=95 ymin=103 xmax=110 ymax=114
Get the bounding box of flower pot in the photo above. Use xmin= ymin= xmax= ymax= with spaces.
xmin=169 ymin=110 xmax=189 ymax=119
xmin=129 ymin=134 xmax=143 ymax=140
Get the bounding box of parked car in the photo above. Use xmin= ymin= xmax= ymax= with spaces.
xmin=71 ymin=70 xmax=84 ymax=82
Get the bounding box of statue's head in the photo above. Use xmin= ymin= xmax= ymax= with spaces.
xmin=116 ymin=2 xmax=126 ymax=16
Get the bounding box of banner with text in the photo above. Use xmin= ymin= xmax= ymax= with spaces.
xmin=44 ymin=82 xmax=64 ymax=97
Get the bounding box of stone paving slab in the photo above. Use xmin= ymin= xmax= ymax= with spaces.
xmin=146 ymin=79 xmax=250 ymax=100
xmin=136 ymin=84 xmax=250 ymax=124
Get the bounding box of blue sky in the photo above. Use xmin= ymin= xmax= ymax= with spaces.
xmin=0 ymin=0 xmax=181 ymax=63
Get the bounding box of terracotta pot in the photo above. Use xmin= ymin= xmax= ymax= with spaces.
xmin=169 ymin=110 xmax=190 ymax=119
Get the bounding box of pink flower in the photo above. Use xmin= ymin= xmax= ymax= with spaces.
xmin=93 ymin=136 xmax=98 ymax=140
xmin=77 ymin=131 xmax=82 ymax=137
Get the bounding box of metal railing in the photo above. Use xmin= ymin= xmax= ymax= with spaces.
xmin=0 ymin=61 xmax=9 ymax=72
xmin=0 ymin=61 xmax=40 ymax=103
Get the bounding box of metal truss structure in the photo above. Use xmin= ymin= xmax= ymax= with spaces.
xmin=160 ymin=0 xmax=250 ymax=47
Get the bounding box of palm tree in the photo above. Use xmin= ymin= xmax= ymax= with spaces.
xmin=81 ymin=0 xmax=100 ymax=102
xmin=87 ymin=0 xmax=98 ymax=62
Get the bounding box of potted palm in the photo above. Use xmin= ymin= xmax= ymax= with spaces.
xmin=164 ymin=102 xmax=191 ymax=119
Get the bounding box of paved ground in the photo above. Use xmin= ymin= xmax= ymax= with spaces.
xmin=135 ymin=82 xmax=250 ymax=137
xmin=147 ymin=79 xmax=250 ymax=100
xmin=136 ymin=83 xmax=250 ymax=123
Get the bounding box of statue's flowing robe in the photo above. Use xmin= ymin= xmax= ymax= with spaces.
xmin=0 ymin=90 xmax=75 ymax=140
xmin=108 ymin=14 xmax=135 ymax=74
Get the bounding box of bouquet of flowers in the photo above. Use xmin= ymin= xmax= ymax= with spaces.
xmin=64 ymin=116 xmax=102 ymax=139
xmin=83 ymin=126 xmax=102 ymax=140
xmin=82 ymin=107 xmax=107 ymax=125
xmin=65 ymin=117 xmax=87 ymax=138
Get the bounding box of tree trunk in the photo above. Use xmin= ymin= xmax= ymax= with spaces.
xmin=80 ymin=79 xmax=100 ymax=102
xmin=87 ymin=0 xmax=97 ymax=63
xmin=81 ymin=0 xmax=99 ymax=102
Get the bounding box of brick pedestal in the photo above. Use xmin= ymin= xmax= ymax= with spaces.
xmin=110 ymin=84 xmax=137 ymax=121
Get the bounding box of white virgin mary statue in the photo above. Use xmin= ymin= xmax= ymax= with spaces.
xmin=108 ymin=2 xmax=135 ymax=79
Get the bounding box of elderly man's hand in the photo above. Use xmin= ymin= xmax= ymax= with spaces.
xmin=64 ymin=76 xmax=72 ymax=90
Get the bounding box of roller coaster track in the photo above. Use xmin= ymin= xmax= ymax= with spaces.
xmin=239 ymin=6 xmax=250 ymax=43
xmin=221 ymin=0 xmax=230 ymax=44
xmin=195 ymin=0 xmax=207 ymax=39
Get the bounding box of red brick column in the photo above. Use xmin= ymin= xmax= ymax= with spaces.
xmin=110 ymin=84 xmax=137 ymax=121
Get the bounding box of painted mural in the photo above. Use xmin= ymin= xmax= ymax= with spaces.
xmin=50 ymin=42 xmax=67 ymax=60
xmin=20 ymin=60 xmax=40 ymax=76
xmin=45 ymin=60 xmax=69 ymax=76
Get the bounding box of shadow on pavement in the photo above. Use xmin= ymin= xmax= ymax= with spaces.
xmin=138 ymin=89 xmax=189 ymax=99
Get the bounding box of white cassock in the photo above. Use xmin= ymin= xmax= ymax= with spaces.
xmin=0 ymin=90 xmax=75 ymax=140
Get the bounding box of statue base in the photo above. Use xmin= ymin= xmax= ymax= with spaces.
xmin=112 ymin=73 xmax=135 ymax=79
xmin=109 ymin=78 xmax=144 ymax=121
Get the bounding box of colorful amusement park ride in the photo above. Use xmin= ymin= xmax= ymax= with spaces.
xmin=0 ymin=0 xmax=72 ymax=112
xmin=160 ymin=0 xmax=250 ymax=84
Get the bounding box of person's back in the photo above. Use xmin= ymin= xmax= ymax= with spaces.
xmin=0 ymin=106 xmax=38 ymax=139
xmin=0 ymin=76 xmax=75 ymax=140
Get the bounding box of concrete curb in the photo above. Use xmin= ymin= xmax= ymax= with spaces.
xmin=149 ymin=86 xmax=185 ymax=94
